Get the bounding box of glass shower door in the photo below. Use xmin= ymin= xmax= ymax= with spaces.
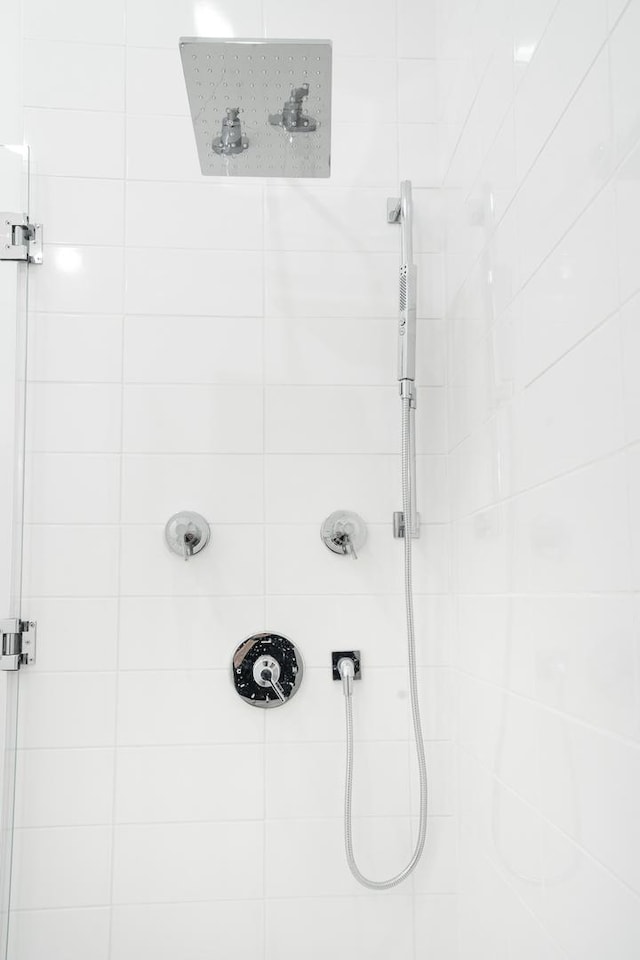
xmin=0 ymin=143 xmax=33 ymax=960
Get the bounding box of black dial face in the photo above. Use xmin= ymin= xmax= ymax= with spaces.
xmin=232 ymin=633 xmax=302 ymax=706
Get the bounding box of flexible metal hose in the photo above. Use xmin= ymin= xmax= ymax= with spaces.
xmin=341 ymin=393 xmax=428 ymax=889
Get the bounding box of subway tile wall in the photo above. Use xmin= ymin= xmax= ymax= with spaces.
xmin=7 ymin=2 xmax=455 ymax=959
xmin=438 ymin=0 xmax=640 ymax=957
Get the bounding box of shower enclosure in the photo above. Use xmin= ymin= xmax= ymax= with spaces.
xmin=1 ymin=0 xmax=640 ymax=958
xmin=0 ymin=142 xmax=32 ymax=960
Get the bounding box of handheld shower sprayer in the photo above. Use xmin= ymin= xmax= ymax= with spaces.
xmin=337 ymin=180 xmax=428 ymax=891
xmin=389 ymin=181 xmax=418 ymax=385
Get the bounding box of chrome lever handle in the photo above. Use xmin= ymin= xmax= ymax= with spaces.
xmin=260 ymin=667 xmax=286 ymax=703
xmin=343 ymin=535 xmax=358 ymax=560
xmin=182 ymin=528 xmax=197 ymax=561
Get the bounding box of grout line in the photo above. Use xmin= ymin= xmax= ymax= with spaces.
xmin=15 ymin=813 xmax=454 ymax=832
xmin=104 ymin=64 xmax=128 ymax=960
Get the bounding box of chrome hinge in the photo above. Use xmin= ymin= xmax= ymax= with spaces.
xmin=0 ymin=213 xmax=43 ymax=264
xmin=0 ymin=619 xmax=37 ymax=671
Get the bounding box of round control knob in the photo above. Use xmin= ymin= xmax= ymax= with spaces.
xmin=232 ymin=633 xmax=303 ymax=709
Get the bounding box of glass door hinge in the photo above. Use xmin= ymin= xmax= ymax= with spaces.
xmin=0 ymin=619 xmax=36 ymax=671
xmin=0 ymin=212 xmax=43 ymax=264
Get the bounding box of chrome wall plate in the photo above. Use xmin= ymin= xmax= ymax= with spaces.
xmin=331 ymin=650 xmax=361 ymax=681
xmin=321 ymin=511 xmax=367 ymax=559
xmin=179 ymin=38 xmax=332 ymax=178
xmin=165 ymin=511 xmax=210 ymax=560
xmin=232 ymin=632 xmax=304 ymax=708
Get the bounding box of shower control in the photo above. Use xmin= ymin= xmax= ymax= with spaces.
xmin=212 ymin=107 xmax=249 ymax=156
xmin=232 ymin=633 xmax=304 ymax=708
xmin=331 ymin=650 xmax=361 ymax=682
xmin=165 ymin=511 xmax=210 ymax=560
xmin=321 ymin=511 xmax=367 ymax=559
xmin=269 ymin=83 xmax=318 ymax=132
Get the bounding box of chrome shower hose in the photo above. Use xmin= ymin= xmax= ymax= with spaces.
xmin=341 ymin=393 xmax=428 ymax=889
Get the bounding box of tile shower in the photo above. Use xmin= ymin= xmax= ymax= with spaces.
xmin=0 ymin=0 xmax=638 ymax=958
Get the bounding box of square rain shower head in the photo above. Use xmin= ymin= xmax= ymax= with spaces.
xmin=179 ymin=38 xmax=332 ymax=178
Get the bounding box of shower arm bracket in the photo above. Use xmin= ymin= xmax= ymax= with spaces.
xmin=387 ymin=197 xmax=402 ymax=224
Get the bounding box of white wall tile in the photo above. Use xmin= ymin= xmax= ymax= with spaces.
xmin=398 ymin=61 xmax=438 ymax=123
xmin=266 ymin=251 xmax=396 ymax=318
xmin=15 ymin=748 xmax=115 ymax=827
xmin=621 ymin=291 xmax=640 ymax=440
xmin=115 ymin=744 xmax=263 ymax=822
xmin=116 ymin=670 xmax=263 ymax=746
xmin=27 ymin=383 xmax=122 ymax=453
xmin=399 ymin=124 xmax=440 ymax=187
xmin=264 ymin=316 xmax=445 ymax=386
xmin=126 ymin=115 xmax=201 ymax=181
xmin=119 ymin=523 xmax=264 ymax=597
xmin=122 ymin=385 xmax=262 ymax=453
xmin=25 ymin=108 xmax=125 ymax=179
xmin=30 ymin=177 xmax=125 ymax=246
xmin=9 ymin=908 xmax=111 ymax=960
xmin=118 ymin=596 xmax=264 ymax=670
xmin=607 ymin=0 xmax=640 ymax=161
xmin=111 ymin=902 xmax=263 ymax=960
xmin=531 ymin=596 xmax=639 ymax=737
xmin=265 ymin=816 xmax=414 ymax=897
xmin=541 ymin=823 xmax=640 ymax=959
xmin=18 ymin=673 xmax=116 ymax=748
xmin=266 ymin=386 xmax=446 ymax=454
xmin=126 ymin=47 xmax=189 ymax=117
xmin=266 ymin=523 xmax=449 ymax=596
xmin=330 ymin=122 xmax=398 ymax=186
xmin=513 ymin=316 xmax=626 ymax=490
xmin=263 ymin=0 xmax=396 ymax=57
xmin=265 ymin=667 xmax=410 ymax=744
xmin=515 ymin=49 xmax=612 ymax=283
xmin=265 ymin=453 xmax=448 ymax=524
xmin=25 ymin=453 xmax=121 ymax=524
xmin=24 ymin=0 xmax=125 ymax=43
xmin=265 ymin=896 xmax=414 ymax=960
xmin=265 ymin=593 xmax=451 ymax=667
xmin=333 ymin=58 xmax=398 ymax=123
xmin=126 ymin=0 xmax=264 ymax=48
xmin=12 ymin=827 xmax=112 ymax=909
xmin=22 ymin=597 xmax=118 ymax=672
xmin=23 ymin=41 xmax=125 ymax=112
xmin=22 ymin=526 xmax=120 ymax=597
xmin=30 ymin=246 xmax=124 ymax=314
xmin=125 ymin=181 xmax=263 ymax=250
xmin=112 ymin=821 xmax=263 ymax=903
xmin=265 ymin=185 xmax=397 ymax=252
xmin=515 ymin=186 xmax=619 ymax=386
xmin=614 ymin=145 xmax=640 ymax=303
xmin=121 ymin=454 xmax=263 ymax=524
xmin=411 ymin=816 xmax=457 ymax=893
xmin=123 ymin=315 xmax=262 ymax=384
xmin=539 ymin=711 xmax=640 ymax=893
xmin=27 ymin=314 xmax=122 ymax=383
xmin=414 ymin=895 xmax=458 ymax=959
xmin=266 ymin=740 xmax=412 ymax=820
xmin=515 ymin=456 xmax=634 ymax=594
xmin=398 ymin=0 xmax=437 ymax=58
xmin=125 ymin=248 xmax=263 ymax=316
xmin=514 ymin=0 xmax=609 ymax=176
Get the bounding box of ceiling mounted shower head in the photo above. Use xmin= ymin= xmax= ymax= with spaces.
xmin=179 ymin=37 xmax=332 ymax=178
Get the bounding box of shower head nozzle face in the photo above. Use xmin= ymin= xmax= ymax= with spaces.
xmin=179 ymin=37 xmax=332 ymax=179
